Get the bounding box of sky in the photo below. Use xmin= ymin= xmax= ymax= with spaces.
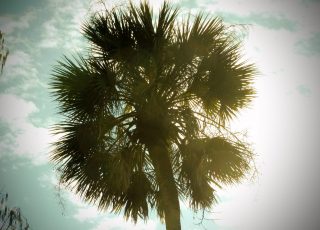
xmin=0 ymin=0 xmax=320 ymax=229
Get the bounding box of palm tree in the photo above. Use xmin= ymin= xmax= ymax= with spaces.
xmin=50 ymin=2 xmax=257 ymax=229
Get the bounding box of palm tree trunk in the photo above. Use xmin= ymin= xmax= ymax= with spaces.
xmin=147 ymin=144 xmax=181 ymax=230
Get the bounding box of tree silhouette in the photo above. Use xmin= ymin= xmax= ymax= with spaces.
xmin=0 ymin=192 xmax=30 ymax=230
xmin=50 ymin=2 xmax=257 ymax=229
xmin=0 ymin=31 xmax=9 ymax=75
xmin=0 ymin=33 xmax=29 ymax=230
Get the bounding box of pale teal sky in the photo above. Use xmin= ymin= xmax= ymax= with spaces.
xmin=0 ymin=0 xmax=320 ymax=229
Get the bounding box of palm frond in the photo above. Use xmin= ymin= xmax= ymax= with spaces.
xmin=52 ymin=118 xmax=154 ymax=221
xmin=122 ymin=171 xmax=153 ymax=222
xmin=205 ymin=137 xmax=253 ymax=184
xmin=177 ymin=135 xmax=253 ymax=209
xmin=51 ymin=55 xmax=119 ymax=121
xmin=173 ymin=14 xmax=224 ymax=67
xmin=178 ymin=139 xmax=217 ymax=210
xmin=156 ymin=2 xmax=178 ymax=41
xmin=179 ymin=137 xmax=253 ymax=183
xmin=190 ymin=38 xmax=256 ymax=123
xmin=82 ymin=8 xmax=135 ymax=61
xmin=128 ymin=1 xmax=155 ymax=53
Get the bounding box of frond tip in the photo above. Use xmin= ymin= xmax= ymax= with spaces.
xmin=179 ymin=136 xmax=254 ymax=209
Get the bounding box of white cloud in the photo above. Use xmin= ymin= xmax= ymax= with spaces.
xmin=64 ymin=188 xmax=91 ymax=208
xmin=39 ymin=0 xmax=89 ymax=51
xmin=0 ymin=10 xmax=35 ymax=34
xmin=39 ymin=19 xmax=59 ymax=48
xmin=1 ymin=49 xmax=46 ymax=93
xmin=5 ymin=50 xmax=31 ymax=68
xmin=0 ymin=94 xmax=36 ymax=121
xmin=0 ymin=94 xmax=53 ymax=164
xmin=38 ymin=173 xmax=58 ymax=186
xmin=74 ymin=207 xmax=102 ymax=222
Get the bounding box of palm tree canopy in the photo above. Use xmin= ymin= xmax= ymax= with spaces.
xmin=51 ymin=1 xmax=256 ymax=224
